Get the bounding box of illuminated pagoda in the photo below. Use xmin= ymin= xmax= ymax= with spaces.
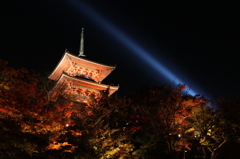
xmin=48 ymin=28 xmax=119 ymax=103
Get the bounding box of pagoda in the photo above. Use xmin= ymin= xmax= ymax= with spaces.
xmin=48 ymin=28 xmax=119 ymax=103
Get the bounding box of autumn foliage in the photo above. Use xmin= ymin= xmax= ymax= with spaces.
xmin=0 ymin=61 xmax=76 ymax=157
xmin=0 ymin=60 xmax=239 ymax=159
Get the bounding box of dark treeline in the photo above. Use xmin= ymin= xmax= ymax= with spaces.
xmin=0 ymin=60 xmax=240 ymax=159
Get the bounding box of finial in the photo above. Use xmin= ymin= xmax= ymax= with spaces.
xmin=65 ymin=48 xmax=69 ymax=53
xmin=78 ymin=28 xmax=86 ymax=57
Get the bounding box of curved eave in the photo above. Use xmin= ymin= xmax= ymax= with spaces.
xmin=57 ymin=74 xmax=119 ymax=96
xmin=48 ymin=52 xmax=70 ymax=81
xmin=48 ymin=52 xmax=116 ymax=81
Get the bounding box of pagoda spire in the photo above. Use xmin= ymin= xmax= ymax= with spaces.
xmin=78 ymin=28 xmax=86 ymax=57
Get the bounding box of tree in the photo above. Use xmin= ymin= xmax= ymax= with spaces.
xmin=126 ymin=84 xmax=205 ymax=158
xmin=187 ymin=97 xmax=240 ymax=159
xmin=0 ymin=60 xmax=49 ymax=157
xmin=64 ymin=93 xmax=135 ymax=159
xmin=0 ymin=60 xmax=76 ymax=158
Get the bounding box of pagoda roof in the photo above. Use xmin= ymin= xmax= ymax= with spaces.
xmin=53 ymin=73 xmax=119 ymax=96
xmin=48 ymin=52 xmax=116 ymax=82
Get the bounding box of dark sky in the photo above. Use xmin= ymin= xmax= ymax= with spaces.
xmin=1 ymin=0 xmax=240 ymax=99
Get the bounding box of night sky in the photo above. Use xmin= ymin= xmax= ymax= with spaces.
xmin=2 ymin=0 xmax=240 ymax=99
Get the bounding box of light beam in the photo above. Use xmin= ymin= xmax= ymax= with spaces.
xmin=67 ymin=0 xmax=203 ymax=96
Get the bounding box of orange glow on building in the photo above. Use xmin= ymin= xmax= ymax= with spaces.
xmin=48 ymin=43 xmax=119 ymax=103
xmin=49 ymin=68 xmax=119 ymax=102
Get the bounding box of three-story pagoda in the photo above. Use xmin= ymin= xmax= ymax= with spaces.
xmin=48 ymin=29 xmax=119 ymax=103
